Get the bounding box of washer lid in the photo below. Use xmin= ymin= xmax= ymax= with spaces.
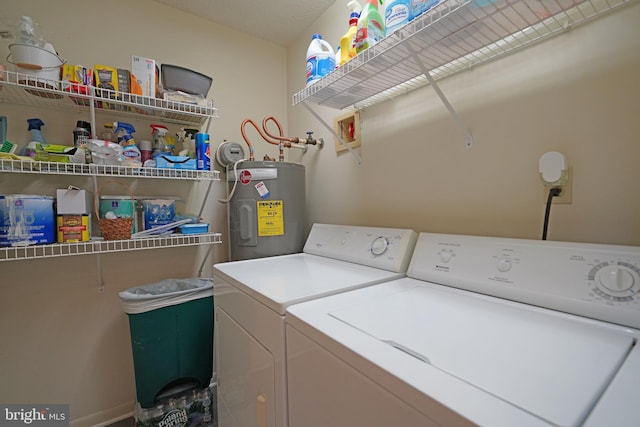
xmin=329 ymin=283 xmax=634 ymax=427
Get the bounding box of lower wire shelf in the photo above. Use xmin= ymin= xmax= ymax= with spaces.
xmin=0 ymin=232 xmax=223 ymax=261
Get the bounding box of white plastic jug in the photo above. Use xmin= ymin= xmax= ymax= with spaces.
xmin=306 ymin=34 xmax=336 ymax=86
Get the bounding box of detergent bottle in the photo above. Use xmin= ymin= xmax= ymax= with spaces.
xmin=384 ymin=0 xmax=410 ymax=34
xmin=340 ymin=1 xmax=362 ymax=66
xmin=23 ymin=118 xmax=46 ymax=157
xmin=355 ymin=0 xmax=386 ymax=54
xmin=306 ymin=34 xmax=336 ymax=86
xmin=150 ymin=124 xmax=172 ymax=158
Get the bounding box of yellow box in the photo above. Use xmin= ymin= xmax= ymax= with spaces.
xmin=57 ymin=215 xmax=90 ymax=243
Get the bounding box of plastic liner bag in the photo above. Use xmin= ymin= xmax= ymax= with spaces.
xmin=119 ymin=277 xmax=213 ymax=314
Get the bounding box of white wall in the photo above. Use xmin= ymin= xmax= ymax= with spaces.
xmin=0 ymin=0 xmax=289 ymax=425
xmin=288 ymin=0 xmax=640 ymax=246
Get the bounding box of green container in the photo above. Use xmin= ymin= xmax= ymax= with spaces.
xmin=120 ymin=278 xmax=214 ymax=408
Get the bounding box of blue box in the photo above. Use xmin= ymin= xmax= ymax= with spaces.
xmin=0 ymin=195 xmax=56 ymax=246
xmin=155 ymin=155 xmax=197 ymax=170
xmin=179 ymin=223 xmax=209 ymax=234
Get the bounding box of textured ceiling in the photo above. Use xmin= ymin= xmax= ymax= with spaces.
xmin=151 ymin=0 xmax=337 ymax=46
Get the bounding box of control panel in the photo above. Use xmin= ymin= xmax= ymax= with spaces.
xmin=409 ymin=233 xmax=640 ymax=329
xmin=303 ymin=224 xmax=418 ymax=273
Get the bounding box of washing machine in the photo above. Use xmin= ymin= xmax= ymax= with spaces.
xmin=213 ymin=223 xmax=418 ymax=427
xmin=286 ymin=233 xmax=640 ymax=427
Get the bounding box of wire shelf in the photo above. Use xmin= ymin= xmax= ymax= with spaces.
xmin=0 ymin=158 xmax=220 ymax=180
xmin=0 ymin=70 xmax=218 ymax=126
xmin=0 ymin=232 xmax=223 ymax=262
xmin=293 ymin=0 xmax=634 ymax=110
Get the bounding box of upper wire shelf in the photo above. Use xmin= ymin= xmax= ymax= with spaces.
xmin=293 ymin=0 xmax=634 ymax=110
xmin=0 ymin=69 xmax=218 ymax=126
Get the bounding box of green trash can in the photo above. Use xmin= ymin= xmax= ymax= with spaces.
xmin=119 ymin=278 xmax=214 ymax=409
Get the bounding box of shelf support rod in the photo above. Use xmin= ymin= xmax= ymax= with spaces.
xmin=302 ymin=102 xmax=362 ymax=165
xmin=407 ymin=44 xmax=473 ymax=149
xmin=91 ymin=173 xmax=105 ymax=292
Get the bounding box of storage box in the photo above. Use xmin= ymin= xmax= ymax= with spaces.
xmin=161 ymin=64 xmax=212 ymax=97
xmin=155 ymin=155 xmax=197 ymax=170
xmin=163 ymin=91 xmax=214 ymax=108
xmin=132 ymin=55 xmax=157 ymax=98
xmin=94 ymin=64 xmax=118 ymax=96
xmin=179 ymin=223 xmax=209 ymax=235
xmin=56 ymin=188 xmax=91 ymax=214
xmin=0 ymin=195 xmax=56 ymax=246
xmin=57 ymin=214 xmax=90 ymax=242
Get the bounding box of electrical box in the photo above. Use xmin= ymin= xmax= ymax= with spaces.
xmin=333 ymin=111 xmax=361 ymax=153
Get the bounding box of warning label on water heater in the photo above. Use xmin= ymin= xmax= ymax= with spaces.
xmin=257 ymin=200 xmax=284 ymax=236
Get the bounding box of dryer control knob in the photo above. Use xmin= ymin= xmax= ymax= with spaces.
xmin=370 ymin=236 xmax=389 ymax=256
xmin=497 ymin=258 xmax=512 ymax=272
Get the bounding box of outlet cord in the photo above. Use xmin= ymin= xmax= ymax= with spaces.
xmin=542 ymin=187 xmax=563 ymax=240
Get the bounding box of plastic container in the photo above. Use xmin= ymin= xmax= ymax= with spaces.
xmin=356 ymin=0 xmax=386 ymax=54
xmin=0 ymin=195 xmax=56 ymax=246
xmin=119 ymin=278 xmax=214 ymax=408
xmin=384 ymin=0 xmax=410 ymax=34
xmin=195 ymin=132 xmax=210 ymax=171
xmin=410 ymin=0 xmax=441 ymax=21
xmin=7 ymin=43 xmax=65 ymax=84
xmin=306 ymin=34 xmax=336 ymax=86
xmin=340 ymin=9 xmax=361 ymax=66
xmin=160 ymin=64 xmax=212 ymax=97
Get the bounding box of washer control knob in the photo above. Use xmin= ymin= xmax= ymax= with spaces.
xmin=438 ymin=251 xmax=453 ymax=263
xmin=497 ymin=258 xmax=512 ymax=272
xmin=598 ymin=266 xmax=635 ymax=292
xmin=370 ymin=236 xmax=389 ymax=256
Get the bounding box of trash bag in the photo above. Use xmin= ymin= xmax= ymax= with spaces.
xmin=119 ymin=277 xmax=213 ymax=314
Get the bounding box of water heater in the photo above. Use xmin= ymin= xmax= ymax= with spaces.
xmin=226 ymin=161 xmax=306 ymax=261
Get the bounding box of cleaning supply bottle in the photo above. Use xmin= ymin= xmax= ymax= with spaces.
xmin=340 ymin=1 xmax=362 ymax=66
xmin=355 ymin=0 xmax=386 ymax=54
xmin=113 ymin=121 xmax=136 ymax=146
xmin=306 ymin=34 xmax=336 ymax=86
xmin=150 ymin=124 xmax=172 ymax=158
xmin=384 ymin=0 xmax=410 ymax=34
xmin=23 ymin=118 xmax=46 ymax=157
xmin=121 ymin=135 xmax=142 ymax=165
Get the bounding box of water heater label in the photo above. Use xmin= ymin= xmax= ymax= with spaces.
xmin=255 ymin=181 xmax=270 ymax=199
xmin=257 ymin=200 xmax=284 ymax=236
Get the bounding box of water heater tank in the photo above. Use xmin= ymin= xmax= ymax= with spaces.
xmin=226 ymin=161 xmax=306 ymax=261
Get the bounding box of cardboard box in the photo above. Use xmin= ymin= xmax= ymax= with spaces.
xmin=0 ymin=195 xmax=56 ymax=246
xmin=131 ymin=55 xmax=156 ymax=98
xmin=56 ymin=188 xmax=91 ymax=214
xmin=57 ymin=214 xmax=91 ymax=242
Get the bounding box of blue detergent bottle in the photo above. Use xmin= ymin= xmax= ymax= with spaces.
xmin=306 ymin=34 xmax=336 ymax=86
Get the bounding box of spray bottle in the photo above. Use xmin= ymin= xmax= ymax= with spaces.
xmin=23 ymin=118 xmax=46 ymax=157
xmin=120 ymin=134 xmax=142 ymax=165
xmin=150 ymin=124 xmax=172 ymax=158
xmin=355 ymin=0 xmax=386 ymax=54
xmin=113 ymin=121 xmax=136 ymax=146
xmin=340 ymin=1 xmax=362 ymax=66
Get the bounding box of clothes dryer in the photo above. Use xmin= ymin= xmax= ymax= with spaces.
xmin=213 ymin=223 xmax=418 ymax=427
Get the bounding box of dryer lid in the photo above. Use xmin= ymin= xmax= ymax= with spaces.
xmin=329 ymin=283 xmax=634 ymax=427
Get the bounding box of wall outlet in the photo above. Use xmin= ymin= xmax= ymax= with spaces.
xmin=542 ymin=167 xmax=572 ymax=204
